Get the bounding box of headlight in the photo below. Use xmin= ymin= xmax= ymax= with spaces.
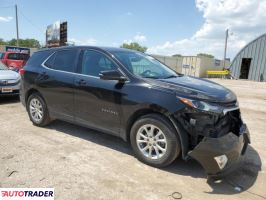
xmin=175 ymin=87 xmax=211 ymax=100
xmin=7 ymin=77 xmax=20 ymax=84
xmin=178 ymin=97 xmax=223 ymax=113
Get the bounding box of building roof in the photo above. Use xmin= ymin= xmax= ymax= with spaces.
xmin=230 ymin=33 xmax=266 ymax=68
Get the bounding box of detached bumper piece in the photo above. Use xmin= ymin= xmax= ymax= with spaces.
xmin=188 ymin=124 xmax=250 ymax=176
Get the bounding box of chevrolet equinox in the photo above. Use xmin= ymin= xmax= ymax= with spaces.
xmin=20 ymin=46 xmax=250 ymax=176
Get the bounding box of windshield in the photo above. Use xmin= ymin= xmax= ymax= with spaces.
xmin=0 ymin=61 xmax=8 ymax=70
xmin=112 ymin=51 xmax=178 ymax=79
xmin=7 ymin=53 xmax=29 ymax=61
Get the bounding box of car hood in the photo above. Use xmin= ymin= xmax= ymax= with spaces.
xmin=0 ymin=70 xmax=20 ymax=80
xmin=146 ymin=75 xmax=237 ymax=103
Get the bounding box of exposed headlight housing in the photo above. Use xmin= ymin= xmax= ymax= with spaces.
xmin=178 ymin=97 xmax=224 ymax=113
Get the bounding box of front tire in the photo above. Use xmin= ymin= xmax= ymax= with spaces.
xmin=27 ymin=93 xmax=51 ymax=126
xmin=130 ymin=114 xmax=180 ymax=168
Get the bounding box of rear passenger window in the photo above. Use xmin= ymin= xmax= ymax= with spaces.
xmin=45 ymin=49 xmax=78 ymax=72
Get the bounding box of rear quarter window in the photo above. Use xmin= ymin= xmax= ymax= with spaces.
xmin=0 ymin=53 xmax=4 ymax=59
xmin=44 ymin=49 xmax=78 ymax=72
xmin=26 ymin=51 xmax=53 ymax=68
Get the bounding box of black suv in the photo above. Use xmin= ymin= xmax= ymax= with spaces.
xmin=20 ymin=46 xmax=250 ymax=176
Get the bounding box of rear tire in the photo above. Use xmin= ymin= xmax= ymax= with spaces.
xmin=27 ymin=93 xmax=51 ymax=126
xmin=130 ymin=114 xmax=180 ymax=168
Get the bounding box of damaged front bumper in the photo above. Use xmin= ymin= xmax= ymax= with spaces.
xmin=188 ymin=123 xmax=250 ymax=176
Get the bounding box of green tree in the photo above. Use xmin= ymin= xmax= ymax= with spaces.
xmin=0 ymin=38 xmax=41 ymax=48
xmin=0 ymin=38 xmax=7 ymax=45
xmin=7 ymin=38 xmax=41 ymax=48
xmin=120 ymin=42 xmax=147 ymax=53
xmin=197 ymin=53 xmax=214 ymax=58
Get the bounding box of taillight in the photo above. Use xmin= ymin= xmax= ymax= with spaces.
xmin=19 ymin=68 xmax=25 ymax=76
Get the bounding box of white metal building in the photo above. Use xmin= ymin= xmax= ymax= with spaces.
xmin=230 ymin=33 xmax=266 ymax=81
xmin=152 ymin=54 xmax=183 ymax=73
xmin=181 ymin=55 xmax=229 ymax=77
xmin=153 ymin=54 xmax=229 ymax=78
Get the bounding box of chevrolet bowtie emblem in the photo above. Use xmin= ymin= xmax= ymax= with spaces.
xmin=1 ymin=80 xmax=8 ymax=85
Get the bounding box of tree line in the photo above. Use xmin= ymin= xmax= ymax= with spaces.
xmin=0 ymin=38 xmax=41 ymax=48
xmin=0 ymin=38 xmax=214 ymax=58
xmin=120 ymin=42 xmax=214 ymax=58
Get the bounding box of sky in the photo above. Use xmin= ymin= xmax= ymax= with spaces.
xmin=0 ymin=0 xmax=266 ymax=59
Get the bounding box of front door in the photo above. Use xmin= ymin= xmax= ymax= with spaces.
xmin=74 ymin=49 xmax=122 ymax=135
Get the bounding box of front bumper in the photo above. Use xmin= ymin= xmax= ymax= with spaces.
xmin=0 ymin=84 xmax=20 ymax=96
xmin=188 ymin=123 xmax=250 ymax=176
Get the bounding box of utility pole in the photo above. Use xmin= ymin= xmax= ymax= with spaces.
xmin=15 ymin=4 xmax=19 ymax=47
xmin=223 ymin=29 xmax=229 ymax=70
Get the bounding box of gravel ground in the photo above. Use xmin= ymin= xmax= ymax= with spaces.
xmin=0 ymin=79 xmax=265 ymax=200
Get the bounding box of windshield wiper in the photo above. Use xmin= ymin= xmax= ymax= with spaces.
xmin=163 ymin=75 xmax=178 ymax=79
xmin=142 ymin=76 xmax=159 ymax=79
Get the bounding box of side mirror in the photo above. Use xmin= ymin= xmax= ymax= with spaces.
xmin=99 ymin=69 xmax=127 ymax=82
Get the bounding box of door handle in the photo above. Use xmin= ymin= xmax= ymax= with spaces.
xmin=75 ymin=79 xmax=87 ymax=86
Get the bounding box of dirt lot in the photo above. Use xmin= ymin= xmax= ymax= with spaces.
xmin=0 ymin=79 xmax=266 ymax=200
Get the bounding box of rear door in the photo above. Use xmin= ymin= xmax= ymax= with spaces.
xmin=38 ymin=49 xmax=79 ymax=121
xmin=73 ymin=49 xmax=121 ymax=135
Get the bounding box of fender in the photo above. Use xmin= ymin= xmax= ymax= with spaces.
xmin=168 ymin=115 xmax=189 ymax=160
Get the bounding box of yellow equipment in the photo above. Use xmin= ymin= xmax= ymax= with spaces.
xmin=207 ymin=70 xmax=230 ymax=75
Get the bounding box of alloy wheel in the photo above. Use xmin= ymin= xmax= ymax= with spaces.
xmin=29 ymin=98 xmax=44 ymax=123
xmin=136 ymin=124 xmax=167 ymax=159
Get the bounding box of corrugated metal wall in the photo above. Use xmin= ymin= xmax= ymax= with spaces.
xmin=181 ymin=56 xmax=200 ymax=77
xmin=152 ymin=54 xmax=183 ymax=73
xmin=230 ymin=34 xmax=266 ymax=81
xmin=152 ymin=54 xmax=230 ymax=78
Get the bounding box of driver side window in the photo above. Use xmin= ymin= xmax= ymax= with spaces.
xmin=81 ymin=50 xmax=117 ymax=77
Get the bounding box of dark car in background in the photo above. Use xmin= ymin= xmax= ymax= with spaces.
xmin=0 ymin=52 xmax=29 ymax=71
xmin=20 ymin=46 xmax=250 ymax=177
